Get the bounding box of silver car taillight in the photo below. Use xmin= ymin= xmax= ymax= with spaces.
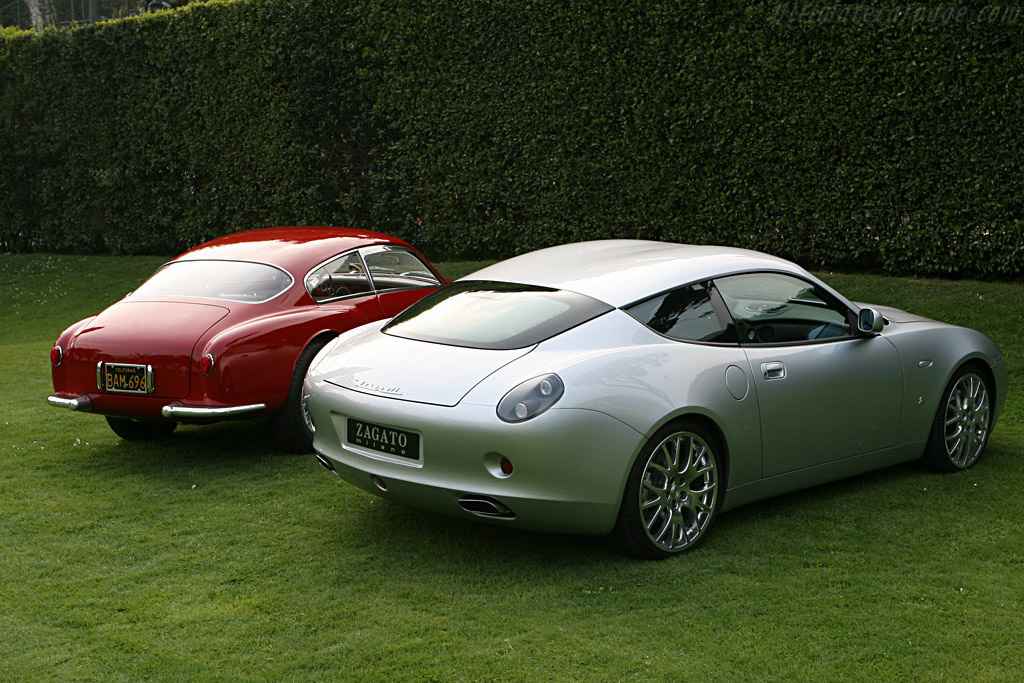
xmin=496 ymin=374 xmax=564 ymax=423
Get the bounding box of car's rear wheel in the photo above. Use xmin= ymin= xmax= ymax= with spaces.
xmin=923 ymin=364 xmax=992 ymax=472
xmin=612 ymin=419 xmax=722 ymax=559
xmin=273 ymin=336 xmax=334 ymax=453
xmin=105 ymin=416 xmax=177 ymax=440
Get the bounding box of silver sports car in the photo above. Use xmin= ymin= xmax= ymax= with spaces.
xmin=304 ymin=241 xmax=1008 ymax=558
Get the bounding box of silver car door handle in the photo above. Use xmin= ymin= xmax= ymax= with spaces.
xmin=761 ymin=361 xmax=786 ymax=380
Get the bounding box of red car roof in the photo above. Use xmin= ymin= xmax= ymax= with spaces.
xmin=174 ymin=227 xmax=416 ymax=275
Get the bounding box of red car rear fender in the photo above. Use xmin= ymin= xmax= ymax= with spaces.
xmin=195 ymin=306 xmax=375 ymax=408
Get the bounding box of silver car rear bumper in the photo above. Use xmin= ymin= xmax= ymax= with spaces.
xmin=307 ymin=383 xmax=644 ymax=536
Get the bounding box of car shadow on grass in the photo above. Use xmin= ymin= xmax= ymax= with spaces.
xmin=326 ymin=457 xmax=971 ymax=570
xmin=335 ymin=496 xmax=619 ymax=570
xmin=72 ymin=418 xmax=294 ymax=479
xmin=707 ymin=457 xmax=991 ymax=557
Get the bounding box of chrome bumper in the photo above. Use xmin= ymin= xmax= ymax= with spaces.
xmin=47 ymin=395 xmax=93 ymax=411
xmin=161 ymin=403 xmax=267 ymax=419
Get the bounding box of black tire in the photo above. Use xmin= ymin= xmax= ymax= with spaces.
xmin=106 ymin=416 xmax=177 ymax=440
xmin=612 ymin=419 xmax=724 ymax=559
xmin=272 ymin=336 xmax=334 ymax=453
xmin=922 ymin=364 xmax=992 ymax=473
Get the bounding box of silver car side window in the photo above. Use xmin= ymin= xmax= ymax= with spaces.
xmin=625 ymin=283 xmax=736 ymax=343
xmin=713 ymin=272 xmax=851 ymax=344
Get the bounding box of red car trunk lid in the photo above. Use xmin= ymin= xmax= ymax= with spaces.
xmin=68 ymin=300 xmax=230 ymax=399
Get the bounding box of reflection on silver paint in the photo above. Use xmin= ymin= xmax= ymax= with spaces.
xmin=318 ymin=322 xmax=533 ymax=407
xmin=573 ymin=352 xmax=674 ymax=406
xmin=467 ymin=240 xmax=839 ymax=309
xmin=745 ymin=337 xmax=902 ymax=476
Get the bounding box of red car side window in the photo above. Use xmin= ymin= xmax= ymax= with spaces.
xmin=362 ymin=246 xmax=441 ymax=293
xmin=306 ymin=252 xmax=373 ymax=303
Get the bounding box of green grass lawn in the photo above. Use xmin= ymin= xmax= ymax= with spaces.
xmin=1 ymin=254 xmax=1021 ymax=681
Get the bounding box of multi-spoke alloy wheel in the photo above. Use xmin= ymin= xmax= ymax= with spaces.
xmin=941 ymin=372 xmax=990 ymax=468
xmin=613 ymin=420 xmax=722 ymax=559
xmin=925 ymin=366 xmax=992 ymax=472
xmin=640 ymin=431 xmax=718 ymax=551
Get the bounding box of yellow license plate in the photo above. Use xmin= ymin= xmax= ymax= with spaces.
xmin=102 ymin=363 xmax=153 ymax=394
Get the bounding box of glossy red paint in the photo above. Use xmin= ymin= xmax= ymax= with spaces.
xmin=49 ymin=227 xmax=445 ymax=447
xmin=174 ymin=226 xmax=400 ymax=278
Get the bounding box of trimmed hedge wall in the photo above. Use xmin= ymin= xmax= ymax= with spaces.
xmin=2 ymin=0 xmax=1022 ymax=278
xmin=1 ymin=0 xmax=369 ymax=254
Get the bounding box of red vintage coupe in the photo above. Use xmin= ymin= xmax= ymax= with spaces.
xmin=47 ymin=226 xmax=445 ymax=451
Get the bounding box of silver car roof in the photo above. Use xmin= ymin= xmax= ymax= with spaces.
xmin=463 ymin=240 xmax=815 ymax=307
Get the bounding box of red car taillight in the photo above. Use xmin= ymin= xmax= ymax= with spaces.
xmin=200 ymin=353 xmax=215 ymax=375
xmin=51 ymin=345 xmax=63 ymax=366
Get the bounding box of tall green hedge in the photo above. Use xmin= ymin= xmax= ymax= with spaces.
xmin=2 ymin=0 xmax=1022 ymax=278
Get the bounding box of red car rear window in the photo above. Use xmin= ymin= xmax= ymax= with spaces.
xmin=130 ymin=260 xmax=293 ymax=304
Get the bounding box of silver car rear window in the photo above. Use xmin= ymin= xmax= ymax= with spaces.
xmin=383 ymin=281 xmax=613 ymax=350
xmin=130 ymin=260 xmax=293 ymax=304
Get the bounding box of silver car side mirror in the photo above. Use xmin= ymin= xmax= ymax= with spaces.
xmin=857 ymin=308 xmax=885 ymax=335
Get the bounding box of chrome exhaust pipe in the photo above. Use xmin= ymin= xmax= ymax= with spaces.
xmin=315 ymin=454 xmax=337 ymax=475
xmin=458 ymin=495 xmax=515 ymax=519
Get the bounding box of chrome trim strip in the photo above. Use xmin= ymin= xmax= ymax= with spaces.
xmin=161 ymin=403 xmax=267 ymax=418
xmin=47 ymin=395 xmax=93 ymax=411
xmin=96 ymin=361 xmax=104 ymax=390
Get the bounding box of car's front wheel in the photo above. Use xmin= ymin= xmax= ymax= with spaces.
xmin=106 ymin=416 xmax=177 ymax=440
xmin=923 ymin=364 xmax=992 ymax=472
xmin=273 ymin=336 xmax=334 ymax=453
xmin=612 ymin=419 xmax=723 ymax=559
